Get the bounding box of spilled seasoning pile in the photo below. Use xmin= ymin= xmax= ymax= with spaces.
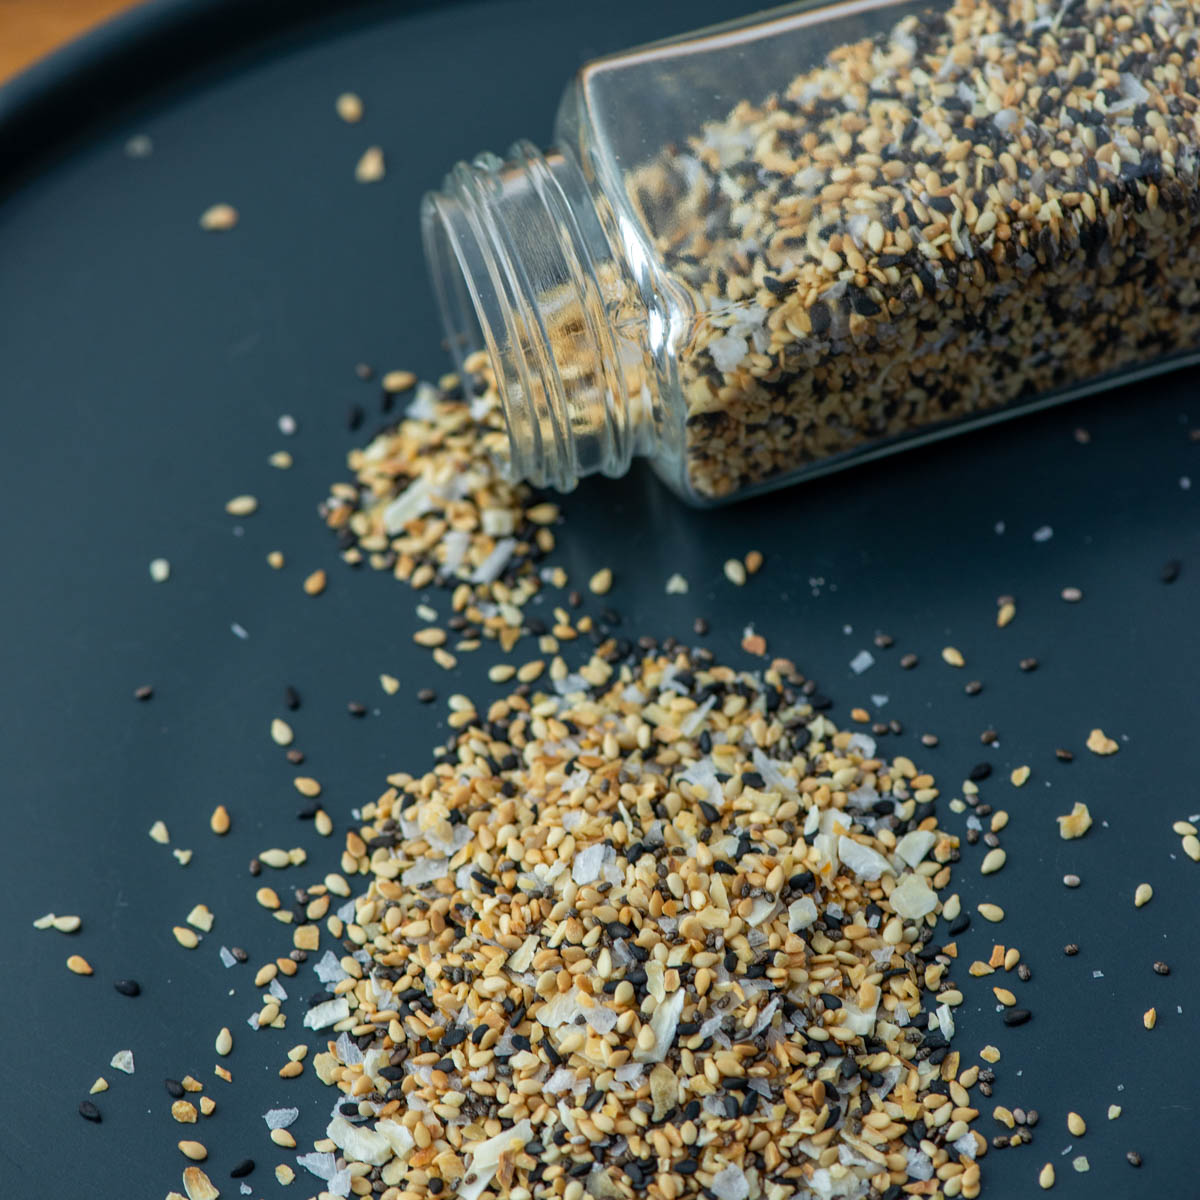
xmin=321 ymin=354 xmax=566 ymax=661
xmin=295 ymin=643 xmax=985 ymax=1200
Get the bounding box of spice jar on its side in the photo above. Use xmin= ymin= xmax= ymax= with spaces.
xmin=423 ymin=0 xmax=1200 ymax=505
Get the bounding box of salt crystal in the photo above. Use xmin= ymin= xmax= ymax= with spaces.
xmin=572 ymin=843 xmax=605 ymax=886
xmin=219 ymin=945 xmax=237 ymax=968
xmin=268 ymin=978 xmax=288 ymax=1001
xmin=710 ymin=1165 xmax=750 ymax=1200
xmin=278 ymin=414 xmax=297 ymax=435
xmin=665 ymin=573 xmax=689 ymax=594
xmin=336 ymin=1032 xmax=364 ymax=1065
xmin=471 ymin=537 xmax=516 ymax=584
xmin=304 ymin=996 xmax=350 ymax=1030
xmin=402 ymin=857 xmax=449 ymax=887
xmin=264 ymin=1106 xmax=300 ymax=1130
xmin=296 ymin=1150 xmax=337 ymax=1180
xmin=231 ymin=622 xmax=249 ymax=639
xmin=314 ymin=950 xmax=349 ymax=984
xmin=240 ymin=1185 xmax=252 ymax=1195
xmin=870 ymin=693 xmax=889 ymax=707
xmin=849 ymin=649 xmax=875 ymax=674
xmin=1033 ymin=525 xmax=1054 ymax=542
xmin=109 ymin=1050 xmax=134 ymax=1074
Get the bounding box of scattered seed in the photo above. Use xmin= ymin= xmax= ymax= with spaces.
xmin=1067 ymin=1112 xmax=1087 ymax=1136
xmin=723 ymin=558 xmax=747 ymax=585
xmin=997 ymin=601 xmax=1016 ymax=628
xmin=941 ymin=646 xmax=965 ymax=667
xmin=270 ymin=1128 xmax=295 ymax=1148
xmin=993 ymin=987 xmax=1017 ymax=1006
xmin=215 ymin=1027 xmax=233 ymax=1056
xmin=275 ymin=1163 xmax=295 ymax=1183
xmin=744 ymin=549 xmax=764 ymax=574
xmin=977 ymin=903 xmax=1005 ymax=923
xmin=210 ymin=805 xmax=230 ymax=835
xmin=587 ymin=567 xmax=613 ymax=595
xmin=303 ymin=569 xmax=327 ymax=596
xmin=293 ymin=777 xmax=321 ymax=798
xmin=381 ymin=370 xmax=417 ymax=394
xmin=51 ymin=914 xmax=81 ymax=933
xmin=90 ymin=1077 xmax=108 ymax=1094
xmin=225 ymin=494 xmax=258 ymax=516
xmin=1061 ymin=586 xmax=1083 ymax=602
xmin=78 ymin=1100 xmax=102 ymax=1123
xmin=355 ymin=145 xmax=385 ymax=182
xmin=66 ymin=954 xmax=93 ymax=975
xmin=149 ymin=557 xmax=171 ymax=583
xmin=335 ymin=91 xmax=363 ymax=122
xmin=1062 ymin=874 xmax=1081 ymax=888
xmin=1003 ymin=1008 xmax=1032 ymax=1026
xmin=1126 ymin=1151 xmax=1143 ymax=1168
xmin=1182 ymin=834 xmax=1200 ymax=862
xmin=1038 ymin=1162 xmax=1055 ymax=1189
xmin=267 ymin=550 xmax=285 ymax=569
xmin=980 ymin=848 xmax=1007 ymax=875
xmin=379 ymin=673 xmax=400 ymax=695
xmin=1134 ymin=883 xmax=1153 ymax=908
xmin=1011 ymin=765 xmax=1030 ymax=787
xmin=182 ymin=1165 xmax=220 ymax=1200
xmin=149 ymin=819 xmax=170 ymax=844
xmin=199 ymin=203 xmax=238 ymax=232
xmin=1085 ymin=728 xmax=1119 ymax=755
xmin=1153 ymin=961 xmax=1170 ymax=976
xmin=1143 ymin=1007 xmax=1157 ymax=1030
xmin=1064 ymin=943 xmax=1079 ymax=956
xmin=899 ymin=652 xmax=918 ymax=669
xmin=1018 ymin=656 xmax=1038 ymax=672
xmin=964 ymin=679 xmax=983 ymax=695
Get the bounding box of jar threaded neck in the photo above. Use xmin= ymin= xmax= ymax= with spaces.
xmin=422 ymin=142 xmax=643 ymax=491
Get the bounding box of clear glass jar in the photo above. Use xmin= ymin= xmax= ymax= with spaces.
xmin=423 ymin=0 xmax=1200 ymax=505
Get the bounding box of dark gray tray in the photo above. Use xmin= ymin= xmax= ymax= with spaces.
xmin=1 ymin=1 xmax=1195 ymax=1196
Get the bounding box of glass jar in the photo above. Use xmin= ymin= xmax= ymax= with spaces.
xmin=422 ymin=0 xmax=1200 ymax=505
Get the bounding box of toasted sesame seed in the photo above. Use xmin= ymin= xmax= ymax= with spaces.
xmin=171 ymin=1100 xmax=198 ymax=1123
xmin=199 ymin=204 xmax=238 ymax=232
xmin=381 ymin=370 xmax=416 ymax=394
xmin=173 ymin=926 xmax=199 ymax=949
xmin=270 ymin=718 xmax=294 ymax=746
xmin=941 ymin=646 xmax=965 ymax=667
xmin=182 ymin=1166 xmax=219 ymax=1200
xmin=355 ymin=145 xmax=385 ymax=183
xmin=267 ymin=550 xmax=285 ymax=569
xmin=996 ymin=601 xmax=1016 ymax=628
xmin=270 ymin=1128 xmax=295 ymax=1148
xmin=51 ymin=914 xmax=81 ymax=933
xmin=215 ymin=1027 xmax=233 ymax=1056
xmin=1010 ymin=766 xmax=1030 ymax=787
xmin=1067 ymin=1112 xmax=1086 ymax=1136
xmin=1143 ymin=1007 xmax=1157 ymax=1030
xmin=744 ymin=549 xmax=764 ymax=574
xmin=178 ymin=1140 xmax=207 ymax=1162
xmin=335 ymin=91 xmax=363 ymax=122
xmin=993 ymin=987 xmax=1016 ymax=1006
xmin=293 ymin=777 xmax=321 ymax=798
xmin=980 ymin=848 xmax=1007 ymax=875
xmin=89 ymin=1077 xmax=107 ymax=1094
xmin=209 ymin=805 xmax=230 ymax=835
xmin=1182 ymin=834 xmax=1200 ymax=862
xmin=379 ymin=673 xmax=400 ymax=694
xmin=275 ymin=1164 xmax=295 ymax=1183
xmin=723 ymin=558 xmax=747 ymax=585
xmin=66 ymin=954 xmax=93 ymax=975
xmin=303 ymin=569 xmax=327 ymax=596
xmin=587 ymin=567 xmax=613 ymax=595
xmin=1038 ymin=1162 xmax=1055 ymax=1189
xmin=1134 ymin=883 xmax=1153 ymax=908
xmin=977 ymin=903 xmax=1005 ymax=922
xmin=224 ymin=494 xmax=258 ymax=516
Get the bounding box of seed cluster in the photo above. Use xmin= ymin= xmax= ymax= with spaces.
xmin=321 ymin=357 xmax=570 ymax=661
xmin=296 ymin=644 xmax=993 ymax=1200
xmin=626 ymin=0 xmax=1200 ymax=498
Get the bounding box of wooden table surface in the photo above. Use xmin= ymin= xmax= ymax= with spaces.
xmin=0 ymin=0 xmax=141 ymax=81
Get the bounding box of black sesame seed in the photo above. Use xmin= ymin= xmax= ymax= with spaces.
xmin=1002 ymin=1008 xmax=1032 ymax=1026
xmin=417 ymin=688 xmax=437 ymax=704
xmin=968 ymin=762 xmax=992 ymax=781
xmin=113 ymin=978 xmax=141 ymax=997
xmin=347 ymin=701 xmax=367 ymax=717
xmin=165 ymin=1079 xmax=185 ymax=1098
xmin=230 ymin=1159 xmax=255 ymax=1178
xmin=78 ymin=1100 xmax=102 ymax=1123
xmin=134 ymin=684 xmax=153 ymax=701
xmin=284 ymin=686 xmax=301 ymax=710
xmin=1161 ymin=559 xmax=1181 ymax=584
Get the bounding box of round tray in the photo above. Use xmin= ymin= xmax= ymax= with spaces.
xmin=1 ymin=1 xmax=1196 ymax=1195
